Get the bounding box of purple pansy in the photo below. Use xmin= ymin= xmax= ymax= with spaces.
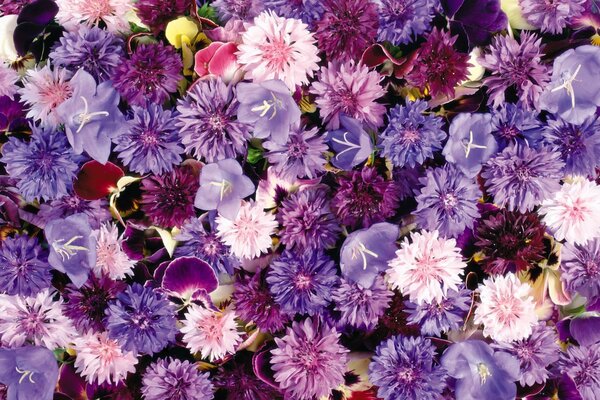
xmin=0 ymin=346 xmax=59 ymax=400
xmin=154 ymin=257 xmax=218 ymax=300
xmin=326 ymin=115 xmax=373 ymax=171
xmin=442 ymin=0 xmax=508 ymax=50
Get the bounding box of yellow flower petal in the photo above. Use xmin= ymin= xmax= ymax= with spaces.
xmin=165 ymin=17 xmax=199 ymax=49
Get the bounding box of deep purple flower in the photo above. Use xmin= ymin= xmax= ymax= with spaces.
xmin=106 ymin=283 xmax=178 ymax=355
xmin=176 ymin=78 xmax=251 ymax=162
xmin=479 ymin=32 xmax=550 ymax=110
xmin=392 ymin=165 xmax=425 ymax=201
xmin=331 ymin=167 xmax=400 ymax=229
xmin=45 ymin=213 xmax=96 ymax=288
xmin=377 ymin=0 xmax=436 ymax=45
xmin=0 ymin=234 xmax=51 ymax=297
xmin=270 ymin=318 xmax=348 ymax=400
xmin=561 ymin=239 xmax=600 ymax=303
xmin=405 ymin=286 xmax=471 ymax=336
xmin=263 ymin=0 xmax=325 ymax=27
xmin=278 ymin=188 xmax=341 ymax=251
xmin=332 ymin=276 xmax=392 ymax=330
xmin=264 ymin=123 xmax=327 ymax=179
xmin=441 ymin=340 xmax=519 ymax=400
xmin=326 ymin=115 xmax=373 ymax=170
xmin=415 ymin=164 xmax=481 ymax=238
xmin=521 ymin=0 xmax=586 ymax=34
xmin=481 ymin=144 xmax=564 ymax=213
xmin=156 ymin=257 xmax=218 ymax=300
xmin=236 ymin=79 xmax=301 ymax=144
xmin=212 ymin=0 xmax=264 ymax=21
xmin=142 ymin=358 xmax=214 ymax=400
xmin=136 ymin=0 xmax=192 ymax=32
xmin=443 ymin=112 xmax=498 ymax=177
xmin=474 ymin=209 xmax=546 ymax=275
xmin=539 ymin=45 xmax=600 ymax=125
xmin=49 ymin=25 xmax=124 ymax=82
xmin=64 ymin=274 xmax=126 ymax=332
xmin=407 ymin=28 xmax=470 ymax=98
xmin=214 ymin=352 xmax=282 ymax=400
xmin=194 ymin=158 xmax=255 ymax=219
xmin=492 ymin=323 xmax=560 ymax=387
xmin=0 ymin=127 xmax=80 ymax=202
xmin=0 ymin=346 xmax=59 ymax=400
xmin=542 ymin=116 xmax=600 ymax=177
xmin=233 ymin=271 xmax=289 ymax=333
xmin=314 ymin=0 xmax=379 ymax=62
xmin=368 ymin=335 xmax=447 ymax=400
xmin=141 ymin=165 xmax=200 ymax=228
xmin=56 ymin=68 xmax=127 ymax=164
xmin=442 ymin=0 xmax=508 ymax=49
xmin=114 ymin=103 xmax=183 ymax=176
xmin=267 ymin=249 xmax=338 ymax=316
xmin=559 ymin=343 xmax=600 ymax=400
xmin=490 ymin=103 xmax=543 ymax=150
xmin=37 ymin=193 xmax=111 ymax=230
xmin=0 ymin=176 xmax=22 ymax=228
xmin=113 ymin=43 xmax=183 ymax=107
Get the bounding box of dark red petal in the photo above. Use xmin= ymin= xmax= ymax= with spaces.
xmin=73 ymin=160 xmax=124 ymax=200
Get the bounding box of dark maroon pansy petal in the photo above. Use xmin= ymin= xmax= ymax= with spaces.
xmin=518 ymin=381 xmax=545 ymax=399
xmin=13 ymin=22 xmax=45 ymax=56
xmin=441 ymin=0 xmax=465 ymax=17
xmin=556 ymin=319 xmax=574 ymax=343
xmin=17 ymin=0 xmax=58 ymax=25
xmin=570 ymin=316 xmax=600 ymax=346
xmin=56 ymin=364 xmax=87 ymax=400
xmin=252 ymin=346 xmax=280 ymax=390
xmin=74 ymin=160 xmax=124 ymax=200
xmin=121 ymin=223 xmax=146 ymax=261
xmin=161 ymin=256 xmax=218 ymax=298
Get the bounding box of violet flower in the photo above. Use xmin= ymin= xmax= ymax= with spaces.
xmin=442 ymin=0 xmax=508 ymax=50
xmin=0 ymin=346 xmax=59 ymax=400
xmin=326 ymin=115 xmax=373 ymax=171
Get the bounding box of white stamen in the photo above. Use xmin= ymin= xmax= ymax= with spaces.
xmin=550 ymin=64 xmax=582 ymax=109
xmin=332 ymin=131 xmax=362 ymax=161
xmin=477 ymin=363 xmax=492 ymax=384
xmin=15 ymin=367 xmax=36 ymax=384
xmin=52 ymin=235 xmax=88 ymax=261
xmin=462 ymin=130 xmax=487 ymax=158
xmin=208 ymin=179 xmax=233 ymax=201
xmin=350 ymin=242 xmax=379 ymax=270
xmin=250 ymin=92 xmax=282 ymax=120
xmin=75 ymin=96 xmax=110 ymax=133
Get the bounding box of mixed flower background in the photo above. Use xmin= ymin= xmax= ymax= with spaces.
xmin=1 ymin=0 xmax=600 ymax=399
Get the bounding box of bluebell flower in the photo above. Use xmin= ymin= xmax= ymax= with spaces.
xmin=0 ymin=346 xmax=59 ymax=400
xmin=326 ymin=115 xmax=373 ymax=170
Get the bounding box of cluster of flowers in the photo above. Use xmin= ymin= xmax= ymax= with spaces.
xmin=1 ymin=0 xmax=600 ymax=399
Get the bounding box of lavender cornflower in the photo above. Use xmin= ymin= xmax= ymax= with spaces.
xmin=490 ymin=102 xmax=543 ymax=150
xmin=0 ymin=235 xmax=51 ymax=297
xmin=263 ymin=0 xmax=325 ymax=27
xmin=106 ymin=283 xmax=178 ymax=355
xmin=561 ymin=239 xmax=600 ymax=303
xmin=521 ymin=0 xmax=586 ymax=34
xmin=332 ymin=276 xmax=392 ymax=330
xmin=380 ymin=99 xmax=447 ymax=168
xmin=142 ymin=358 xmax=214 ymax=400
xmin=377 ymin=0 xmax=436 ymax=45
xmin=559 ymin=343 xmax=600 ymax=400
xmin=37 ymin=193 xmax=110 ymax=230
xmin=267 ymin=250 xmax=338 ymax=316
xmin=212 ymin=0 xmax=263 ymax=21
xmin=414 ymin=164 xmax=481 ymax=238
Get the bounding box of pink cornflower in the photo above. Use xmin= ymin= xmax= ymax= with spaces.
xmin=55 ymin=0 xmax=132 ymax=33
xmin=237 ymin=10 xmax=320 ymax=90
xmin=0 ymin=289 xmax=74 ymax=348
xmin=73 ymin=330 xmax=138 ymax=385
xmin=386 ymin=230 xmax=465 ymax=304
xmin=309 ymin=60 xmax=386 ymax=130
xmin=539 ymin=179 xmax=600 ymax=245
xmin=180 ymin=304 xmax=243 ymax=362
xmin=0 ymin=63 xmax=18 ymax=99
xmin=92 ymin=222 xmax=136 ymax=280
xmin=18 ymin=65 xmax=73 ymax=128
xmin=474 ymin=273 xmax=538 ymax=342
xmin=216 ymin=201 xmax=278 ymax=260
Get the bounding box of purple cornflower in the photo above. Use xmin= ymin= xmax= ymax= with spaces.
xmin=278 ymin=188 xmax=341 ymax=251
xmin=377 ymin=0 xmax=436 ymax=45
xmin=521 ymin=0 xmax=586 ymax=34
xmin=37 ymin=193 xmax=111 ymax=230
xmin=0 ymin=126 xmax=80 ymax=202
xmin=392 ymin=165 xmax=424 ymax=201
xmin=264 ymin=123 xmax=327 ymax=179
xmin=332 ymin=276 xmax=392 ymax=330
xmin=175 ymin=215 xmax=239 ymax=274
xmin=49 ymin=25 xmax=124 ymax=82
xmin=314 ymin=0 xmax=379 ymax=62
xmin=405 ymin=286 xmax=471 ymax=336
xmin=492 ymin=324 xmax=560 ymax=387
xmin=0 ymin=235 xmax=51 ymax=297
xmin=114 ymin=104 xmax=183 ymax=176
xmin=542 ymin=116 xmax=600 ymax=177
xmin=331 ymin=167 xmax=400 ymax=229
xmin=490 ymin=103 xmax=543 ymax=150
xmin=0 ymin=346 xmax=59 ymax=400
xmin=481 ymin=144 xmax=564 ymax=213
xmin=63 ymin=274 xmax=126 ymax=332
xmin=113 ymin=43 xmax=182 ymax=107
xmin=214 ymin=353 xmax=282 ymax=400
xmin=106 ymin=283 xmax=178 ymax=355
xmin=212 ymin=0 xmax=263 ymax=21
xmin=263 ymin=0 xmax=325 ymax=27
xmin=380 ymin=99 xmax=446 ymax=168
xmin=233 ymin=271 xmax=289 ymax=333
xmin=414 ymin=164 xmax=481 ymax=238
xmin=559 ymin=343 xmax=600 ymax=400
xmin=136 ymin=0 xmax=192 ymax=32
xmin=140 ymin=166 xmax=200 ymax=228
xmin=479 ymin=32 xmax=550 ymax=110
xmin=326 ymin=115 xmax=373 ymax=170
xmin=267 ymin=249 xmax=338 ymax=316
xmin=561 ymin=239 xmax=600 ymax=303
xmin=368 ymin=335 xmax=447 ymax=400
xmin=270 ymin=318 xmax=348 ymax=400
xmin=176 ymin=78 xmax=251 ymax=162
xmin=142 ymin=358 xmax=214 ymax=400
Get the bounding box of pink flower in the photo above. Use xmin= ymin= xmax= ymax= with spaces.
xmin=0 ymin=63 xmax=18 ymax=99
xmin=309 ymin=60 xmax=386 ymax=130
xmin=216 ymin=201 xmax=278 ymax=260
xmin=474 ymin=273 xmax=538 ymax=342
xmin=55 ymin=0 xmax=132 ymax=33
xmin=92 ymin=222 xmax=136 ymax=280
xmin=180 ymin=304 xmax=242 ymax=362
xmin=73 ymin=330 xmax=138 ymax=385
xmin=194 ymin=41 xmax=243 ymax=84
xmin=237 ymin=10 xmax=320 ymax=90
xmin=18 ymin=65 xmax=73 ymax=128
xmin=539 ymin=179 xmax=600 ymax=245
xmin=386 ymin=230 xmax=465 ymax=304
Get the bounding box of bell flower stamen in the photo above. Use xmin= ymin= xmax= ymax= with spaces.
xmin=51 ymin=235 xmax=89 ymax=261
xmin=462 ymin=130 xmax=488 ymax=158
xmin=75 ymin=96 xmax=110 ymax=133
xmin=550 ymin=64 xmax=582 ymax=109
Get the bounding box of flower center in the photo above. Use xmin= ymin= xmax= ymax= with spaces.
xmin=515 ymin=166 xmax=532 ymax=182
xmin=294 ymin=273 xmax=312 ymax=290
xmin=585 ymin=259 xmax=599 ymax=277
xmin=396 ymin=366 xmax=417 ymax=383
xmin=477 ymin=363 xmax=492 ymax=384
xmin=52 ymin=235 xmax=88 ymax=261
xmin=74 ymin=96 xmax=109 ymax=133
xmin=287 ymin=140 xmax=308 ymax=158
xmin=442 ymin=192 xmax=458 ymax=210
xmin=296 ymin=345 xmax=321 ymax=372
xmin=39 ymin=81 xmax=72 ymax=110
xmin=15 ymin=367 xmax=36 ymax=385
xmin=350 ymin=241 xmax=379 ymax=270
xmin=551 ymin=64 xmax=582 ymax=109
xmin=251 ymin=92 xmax=283 ymax=120
xmin=402 ymin=129 xmax=421 ymax=144
xmin=208 ymin=179 xmax=233 ymax=201
xmin=140 ymin=129 xmax=159 ymax=146
xmin=260 ymin=37 xmax=293 ymax=70
xmin=461 ymin=130 xmax=487 ymax=158
xmin=499 ymin=125 xmax=520 ymax=140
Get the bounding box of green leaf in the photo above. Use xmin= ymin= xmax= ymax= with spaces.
xmin=247 ymin=147 xmax=263 ymax=164
xmin=197 ymin=4 xmax=220 ymax=24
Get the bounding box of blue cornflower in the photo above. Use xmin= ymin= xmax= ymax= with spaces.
xmin=490 ymin=103 xmax=543 ymax=150
xmin=0 ymin=234 xmax=52 ymax=297
xmin=377 ymin=0 xmax=436 ymax=45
